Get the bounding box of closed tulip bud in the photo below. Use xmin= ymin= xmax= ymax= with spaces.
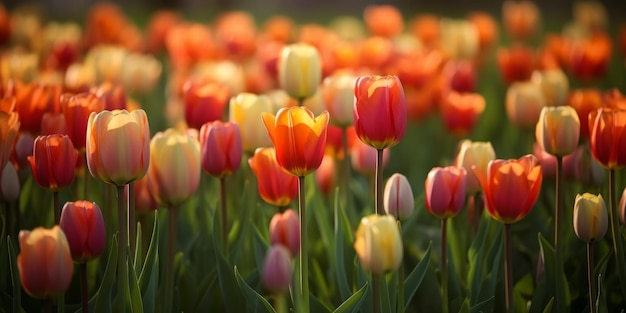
xmin=269 ymin=209 xmax=301 ymax=256
xmin=531 ymin=69 xmax=569 ymax=107
xmin=455 ymin=140 xmax=496 ymax=194
xmin=86 ymin=109 xmax=150 ymax=186
xmin=354 ymin=214 xmax=403 ymax=275
xmin=63 ymin=92 xmax=105 ymax=151
xmin=278 ymin=43 xmax=322 ymax=101
xmin=588 ymin=108 xmax=626 ymax=169
xmin=506 ymin=81 xmax=545 ymax=129
xmin=474 ymin=155 xmax=543 ymax=224
xmin=573 ymin=193 xmax=608 ymax=242
xmin=0 ymin=162 xmax=20 ymax=202
xmin=262 ymin=106 xmax=329 ymax=177
xmin=228 ymin=93 xmax=273 ymax=153
xmin=502 ymin=0 xmax=540 ymax=41
xmin=535 ymin=106 xmax=580 ymax=157
xmin=567 ymin=88 xmax=602 ymax=139
xmin=248 ymin=147 xmax=298 ymax=207
xmin=0 ymin=111 xmax=19 ymax=170
xmin=200 ymin=121 xmax=242 ymax=178
xmin=148 ymin=128 xmax=201 ymax=207
xmin=425 ymin=166 xmax=467 ymax=219
xmin=18 ymin=226 xmax=74 ymax=299
xmin=41 ymin=113 xmax=67 ymax=135
xmin=28 ymin=134 xmax=78 ymax=191
xmin=59 ymin=201 xmax=106 ymax=263
xmin=322 ymin=70 xmax=356 ymax=127
xmin=439 ymin=92 xmax=485 ymax=137
xmin=183 ymin=79 xmax=231 ymax=130
xmin=497 ymin=45 xmax=536 ymax=84
xmin=353 ymin=75 xmax=407 ymax=150
xmin=384 ymin=173 xmax=414 ymax=220
xmin=261 ymin=245 xmax=293 ymax=294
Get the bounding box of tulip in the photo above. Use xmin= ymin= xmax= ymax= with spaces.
xmin=439 ymin=92 xmax=485 ymax=137
xmin=12 ymin=82 xmax=61 ymax=134
xmin=322 ymin=71 xmax=356 ymax=128
xmin=0 ymin=110 xmax=19 ymax=170
xmin=63 ymin=92 xmax=105 ymax=151
xmin=574 ymin=193 xmax=608 ymax=242
xmin=315 ymin=153 xmax=336 ymax=198
xmin=569 ymin=33 xmax=611 ymax=82
xmin=533 ymin=142 xmax=558 ymax=180
xmin=0 ymin=162 xmax=19 ymax=202
xmin=455 ymin=140 xmax=496 ymax=194
xmin=439 ymin=19 xmax=479 ymax=61
xmin=269 ymin=209 xmax=301 ymax=257
xmin=278 ymin=43 xmax=322 ymax=102
xmin=86 ymin=109 xmax=150 ymax=186
xmin=425 ymin=166 xmax=467 ymax=219
xmin=90 ymin=82 xmax=127 ymax=111
xmin=134 ymin=173 xmax=158 ymax=214
xmin=535 ymin=106 xmax=580 ymax=157
xmin=59 ymin=201 xmax=106 ymax=263
xmin=183 ymin=79 xmax=231 ymax=129
xmin=148 ymin=128 xmax=201 ymax=207
xmin=228 ymin=92 xmax=274 ymax=153
xmin=588 ymin=108 xmax=626 ymax=169
xmin=262 ymin=106 xmax=329 ymax=177
xmin=568 ymin=89 xmax=602 ymax=139
xmin=350 ymin=128 xmax=390 ymax=177
xmin=384 ymin=173 xmax=414 ymax=220
xmin=248 ymin=147 xmax=298 ymax=208
xmin=354 ymin=214 xmax=403 ymax=275
xmin=199 ymin=121 xmax=242 ymax=178
xmin=28 ymin=134 xmax=78 ymax=191
xmin=502 ymin=0 xmax=540 ymax=41
xmin=497 ymin=45 xmax=536 ymax=85
xmin=261 ymin=245 xmax=293 ymax=294
xmin=505 ymin=81 xmax=546 ymax=129
xmin=363 ymin=4 xmax=404 ymax=38
xmin=17 ymin=226 xmax=74 ymax=299
xmin=41 ymin=113 xmax=67 ymax=135
xmin=353 ymin=75 xmax=406 ymax=150
xmin=531 ymin=69 xmax=569 ymax=107
xmin=475 ymin=154 xmax=543 ymax=224
xmin=10 ymin=132 xmax=34 ymax=170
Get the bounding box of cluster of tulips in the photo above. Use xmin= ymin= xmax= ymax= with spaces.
xmin=2 ymin=0 xmax=626 ymax=312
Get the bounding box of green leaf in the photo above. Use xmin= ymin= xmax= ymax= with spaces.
xmin=213 ymin=207 xmax=246 ymax=313
xmin=334 ymin=191 xmax=352 ymax=301
xmin=333 ymin=282 xmax=368 ymax=313
xmin=94 ymin=234 xmax=118 ymax=313
xmin=470 ymin=296 xmax=494 ymax=313
xmin=127 ymin=248 xmax=144 ymax=313
xmin=530 ymin=233 xmax=570 ymax=313
xmin=253 ymin=224 xmax=269 ymax=272
xmin=542 ymin=297 xmax=554 ymax=313
xmin=193 ymin=272 xmax=218 ymax=310
xmin=7 ymin=236 xmax=21 ymax=313
xmin=404 ymin=241 xmax=432 ymax=308
xmin=138 ymin=212 xmax=159 ymax=312
xmin=310 ymin=292 xmax=332 ymax=313
xmin=457 ymin=298 xmax=470 ymax=313
xmin=234 ymin=266 xmax=276 ymax=313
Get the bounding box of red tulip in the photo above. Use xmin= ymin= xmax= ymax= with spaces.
xmin=269 ymin=209 xmax=301 ymax=256
xmin=199 ymin=121 xmax=242 ymax=178
xmin=183 ymin=79 xmax=230 ymax=129
xmin=63 ymin=92 xmax=105 ymax=151
xmin=248 ymin=147 xmax=298 ymax=207
xmin=28 ymin=134 xmax=78 ymax=191
xmin=588 ymin=108 xmax=626 ymax=169
xmin=59 ymin=201 xmax=106 ymax=263
xmin=353 ymin=75 xmax=406 ymax=150
xmin=425 ymin=166 xmax=467 ymax=219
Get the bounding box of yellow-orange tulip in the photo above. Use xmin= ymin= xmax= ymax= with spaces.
xmin=588 ymin=108 xmax=626 ymax=169
xmin=262 ymin=106 xmax=329 ymax=177
xmin=573 ymin=193 xmax=608 ymax=242
xmin=228 ymin=92 xmax=273 ymax=153
xmin=148 ymin=128 xmax=201 ymax=207
xmin=455 ymin=140 xmax=496 ymax=194
xmin=86 ymin=109 xmax=150 ymax=186
xmin=248 ymin=147 xmax=298 ymax=207
xmin=17 ymin=226 xmax=74 ymax=299
xmin=535 ymin=106 xmax=580 ymax=157
xmin=0 ymin=110 xmax=19 ymax=170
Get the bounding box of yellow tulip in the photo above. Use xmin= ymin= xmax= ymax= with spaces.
xmin=354 ymin=214 xmax=403 ymax=274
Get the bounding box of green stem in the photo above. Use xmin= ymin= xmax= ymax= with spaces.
xmin=220 ymin=177 xmax=228 ymax=256
xmin=53 ymin=191 xmax=60 ymax=225
xmin=116 ymin=185 xmax=127 ymax=313
xmin=57 ymin=294 xmax=64 ymax=313
xmin=587 ymin=242 xmax=597 ymax=313
xmin=275 ymin=293 xmax=288 ymax=313
xmin=80 ymin=262 xmax=88 ymax=313
xmin=441 ymin=218 xmax=448 ymax=313
xmin=397 ymin=220 xmax=405 ymax=313
xmin=340 ymin=127 xmax=350 ymax=211
xmin=129 ymin=183 xmax=136 ymax=260
xmin=165 ymin=206 xmax=177 ymax=313
xmin=555 ymin=155 xmax=565 ymax=312
xmin=375 ymin=149 xmax=383 ymax=215
xmin=504 ymin=223 xmax=513 ymax=313
xmin=298 ymin=175 xmax=309 ymax=313
xmin=372 ymin=274 xmax=380 ymax=313
xmin=608 ymin=169 xmax=626 ymax=300
xmin=43 ymin=298 xmax=52 ymax=313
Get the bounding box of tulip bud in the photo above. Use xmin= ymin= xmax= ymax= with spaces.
xmin=28 ymin=134 xmax=79 ymax=191
xmin=354 ymin=214 xmax=403 ymax=275
xmin=506 ymin=81 xmax=545 ymax=129
xmin=278 ymin=43 xmax=322 ymax=101
xmin=425 ymin=166 xmax=467 ymax=219
xmin=199 ymin=121 xmax=242 ymax=178
xmin=59 ymin=201 xmax=106 ymax=263
xmin=17 ymin=226 xmax=74 ymax=299
xmin=261 ymin=245 xmax=293 ymax=294
xmin=535 ymin=106 xmax=580 ymax=157
xmin=228 ymin=92 xmax=273 ymax=153
xmin=0 ymin=162 xmax=20 ymax=202
xmin=322 ymin=71 xmax=356 ymax=127
xmin=531 ymin=69 xmax=569 ymax=107
xmin=573 ymin=193 xmax=608 ymax=242
xmin=455 ymin=140 xmax=495 ymax=194
xmin=384 ymin=173 xmax=415 ymax=220
xmin=269 ymin=209 xmax=301 ymax=256
xmin=315 ymin=154 xmax=336 ymax=198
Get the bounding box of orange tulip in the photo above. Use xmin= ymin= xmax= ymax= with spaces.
xmin=183 ymin=79 xmax=230 ymax=129
xmin=569 ymin=33 xmax=611 ymax=82
xmin=475 ymin=155 xmax=543 ymax=224
xmin=199 ymin=121 xmax=242 ymax=178
xmin=41 ymin=113 xmax=67 ymax=135
xmin=588 ymin=108 xmax=626 ymax=169
xmin=439 ymin=92 xmax=485 ymax=137
xmin=497 ymin=45 xmax=536 ymax=84
xmin=28 ymin=134 xmax=78 ymax=191
xmin=86 ymin=109 xmax=150 ymax=186
xmin=12 ymin=81 xmax=61 ymax=134
xmin=0 ymin=110 xmax=19 ymax=170
xmin=248 ymin=147 xmax=298 ymax=207
xmin=63 ymin=92 xmax=105 ymax=151
xmin=59 ymin=201 xmax=106 ymax=263
xmin=363 ymin=4 xmax=404 ymax=38
xmin=425 ymin=166 xmax=467 ymax=219
xmin=353 ymin=75 xmax=406 ymax=150
xmin=17 ymin=226 xmax=74 ymax=299
xmin=262 ymin=106 xmax=329 ymax=177
xmin=502 ymin=0 xmax=540 ymax=41
xmin=568 ymin=89 xmax=602 ymax=139
xmin=148 ymin=128 xmax=201 ymax=207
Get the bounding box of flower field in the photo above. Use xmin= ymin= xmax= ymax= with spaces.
xmin=1 ymin=1 xmax=626 ymax=312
